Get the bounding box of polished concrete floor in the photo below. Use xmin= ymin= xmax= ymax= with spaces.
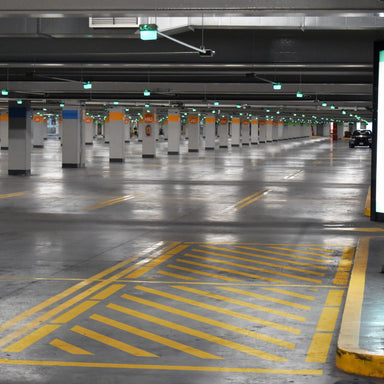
xmin=0 ymin=136 xmax=382 ymax=384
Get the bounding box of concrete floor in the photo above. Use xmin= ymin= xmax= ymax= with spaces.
xmin=0 ymin=136 xmax=382 ymax=384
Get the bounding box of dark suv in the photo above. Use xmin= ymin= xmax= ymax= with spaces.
xmin=349 ymin=130 xmax=372 ymax=148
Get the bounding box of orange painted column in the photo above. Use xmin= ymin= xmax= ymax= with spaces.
xmin=142 ymin=109 xmax=156 ymax=158
xmin=32 ymin=114 xmax=44 ymax=148
xmin=241 ymin=118 xmax=250 ymax=146
xmin=251 ymin=117 xmax=259 ymax=144
xmin=124 ymin=118 xmax=130 ymax=143
xmin=168 ymin=108 xmax=181 ymax=155
xmin=84 ymin=115 xmax=94 ymax=145
xmin=266 ymin=120 xmax=273 ymax=142
xmin=0 ymin=113 xmax=9 ymax=149
xmin=188 ymin=114 xmax=200 ymax=152
xmin=231 ymin=117 xmax=240 ymax=146
xmin=218 ymin=117 xmax=229 ymax=148
xmin=205 ymin=114 xmax=216 ymax=150
xmin=109 ymin=108 xmax=125 ymax=162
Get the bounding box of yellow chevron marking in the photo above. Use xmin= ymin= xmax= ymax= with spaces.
xmin=49 ymin=339 xmax=93 ymax=355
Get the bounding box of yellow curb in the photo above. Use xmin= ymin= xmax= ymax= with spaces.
xmin=336 ymin=237 xmax=384 ymax=378
xmin=365 ymin=187 xmax=371 ymax=217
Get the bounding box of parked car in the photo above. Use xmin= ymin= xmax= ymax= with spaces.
xmin=349 ymin=130 xmax=372 ymax=148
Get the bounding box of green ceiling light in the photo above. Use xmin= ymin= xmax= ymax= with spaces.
xmin=212 ymin=110 xmax=216 ymax=113
xmin=1 ymin=89 xmax=8 ymax=96
xmin=214 ymin=101 xmax=219 ymax=106
xmin=17 ymin=100 xmax=22 ymax=104
xmin=322 ymin=102 xmax=327 ymax=107
xmin=273 ymin=82 xmax=282 ymax=90
xmin=236 ymin=104 xmax=241 ymax=109
xmin=125 ymin=108 xmax=129 ymax=111
xmin=296 ymin=91 xmax=303 ymax=98
xmin=60 ymin=103 xmax=65 ymax=107
xmin=43 ymin=108 xmax=47 ymax=111
xmin=331 ymin=105 xmax=335 ymax=109
xmin=113 ymin=101 xmax=119 ymax=105
xmin=342 ymin=110 xmax=346 ymax=115
xmin=139 ymin=24 xmax=158 ymax=41
xmin=83 ymin=81 xmax=92 ymax=90
xmin=144 ymin=89 xmax=151 ymax=96
xmin=266 ymin=109 xmax=270 ymax=113
xmin=276 ymin=111 xmax=280 ymax=114
xmin=145 ymin=103 xmax=149 ymax=107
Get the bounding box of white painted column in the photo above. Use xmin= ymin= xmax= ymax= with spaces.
xmin=124 ymin=118 xmax=131 ymax=143
xmin=142 ymin=110 xmax=156 ymax=158
xmin=218 ymin=116 xmax=229 ymax=148
xmin=272 ymin=121 xmax=279 ymax=141
xmin=162 ymin=120 xmax=168 ymax=140
xmin=0 ymin=113 xmax=9 ymax=149
xmin=84 ymin=116 xmax=94 ymax=145
xmin=109 ymin=107 xmax=125 ymax=162
xmin=8 ymin=101 xmax=31 ymax=175
xmin=104 ymin=118 xmax=110 ymax=143
xmin=62 ymin=102 xmax=85 ymax=168
xmin=266 ymin=121 xmax=273 ymax=142
xmin=138 ymin=119 xmax=144 ymax=142
xmin=168 ymin=108 xmax=181 ymax=155
xmin=259 ymin=120 xmax=266 ymax=143
xmin=43 ymin=118 xmax=48 ymax=141
xmin=58 ymin=117 xmax=63 ymax=140
xmin=231 ymin=117 xmax=240 ymax=146
xmin=188 ymin=114 xmax=199 ymax=152
xmin=32 ymin=114 xmax=44 ymax=148
xmin=241 ymin=118 xmax=250 ymax=146
xmin=278 ymin=121 xmax=284 ymax=140
xmin=251 ymin=117 xmax=259 ymax=145
xmin=204 ymin=114 xmax=216 ymax=150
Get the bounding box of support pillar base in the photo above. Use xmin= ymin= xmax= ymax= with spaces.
xmin=33 ymin=145 xmax=44 ymax=148
xmin=8 ymin=169 xmax=31 ymax=176
xmin=1 ymin=147 xmax=8 ymax=150
xmin=109 ymin=158 xmax=124 ymax=163
xmin=142 ymin=154 xmax=155 ymax=158
xmin=188 ymin=149 xmax=199 ymax=152
xmin=168 ymin=151 xmax=179 ymax=155
xmin=205 ymin=147 xmax=215 ymax=150
xmin=62 ymin=163 xmax=80 ymax=168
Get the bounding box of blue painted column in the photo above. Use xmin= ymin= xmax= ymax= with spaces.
xmin=8 ymin=101 xmax=31 ymax=176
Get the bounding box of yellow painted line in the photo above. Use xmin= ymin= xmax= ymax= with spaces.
xmin=87 ymin=195 xmax=136 ymax=211
xmin=0 ymin=359 xmax=323 ymax=374
xmin=261 ymin=288 xmax=315 ymax=301
xmin=167 ymin=264 xmax=243 ymax=282
xmin=71 ymin=325 xmax=158 ymax=357
xmin=235 ymin=189 xmax=270 ymax=211
xmin=0 ymin=242 xmax=170 ymax=349
xmin=233 ymin=189 xmax=268 ymax=208
xmin=49 ymin=338 xmax=93 ymax=355
xmin=90 ymin=314 xmax=222 ymax=359
xmin=332 ymin=248 xmax=354 ymax=285
xmin=336 ymin=258 xmax=353 ymax=272
xmin=191 ymin=249 xmax=325 ymax=276
xmin=0 ymin=277 xmax=98 ymax=282
xmin=3 ymin=324 xmax=61 ymax=352
xmin=177 ymin=258 xmax=289 ymax=283
xmin=341 ymin=248 xmax=355 ymax=259
xmin=170 ymin=285 xmax=306 ymax=322
xmin=233 ymin=246 xmax=331 ymax=264
xmin=325 ymin=290 xmax=344 ymax=307
xmin=90 ymin=284 xmax=126 ymax=300
xmin=167 ymin=245 xmax=189 ymax=255
xmin=108 ymin=303 xmax=287 ymax=361
xmin=365 ymin=187 xmax=371 ymax=217
xmin=136 ymin=285 xmax=301 ymax=335
xmin=200 ymin=245 xmax=329 ymax=268
xmin=122 ymin=291 xmax=295 ymax=349
xmin=269 ymin=247 xmax=333 ymax=258
xmin=185 ymin=254 xmax=323 ymax=283
xmin=333 ymin=272 xmax=350 ymax=285
xmin=125 ymin=267 xmax=153 ymax=279
xmin=51 ymin=301 xmax=99 ymax=324
xmin=0 ymin=191 xmax=27 ymax=199
xmin=305 ymin=247 xmax=335 ymax=253
xmin=218 ymin=287 xmax=311 ymax=310
xmin=305 ymin=333 xmax=333 ymax=363
xmin=157 ymin=271 xmax=199 ymax=281
xmin=316 ymin=307 xmax=340 ymax=332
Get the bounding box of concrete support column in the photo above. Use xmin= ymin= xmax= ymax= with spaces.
xmin=142 ymin=110 xmax=156 ymax=158
xmin=62 ymin=102 xmax=85 ymax=168
xmin=188 ymin=114 xmax=199 ymax=152
xmin=138 ymin=119 xmax=144 ymax=142
xmin=58 ymin=117 xmax=62 ymax=140
xmin=104 ymin=118 xmax=110 ymax=143
xmin=266 ymin=121 xmax=273 ymax=142
xmin=231 ymin=117 xmax=240 ymax=146
xmin=251 ymin=117 xmax=259 ymax=145
xmin=241 ymin=118 xmax=250 ymax=146
xmin=0 ymin=113 xmax=9 ymax=149
xmin=162 ymin=120 xmax=168 ymax=140
xmin=124 ymin=118 xmax=131 ymax=143
xmin=43 ymin=118 xmax=48 ymax=141
xmin=218 ymin=116 xmax=229 ymax=148
xmin=109 ymin=107 xmax=125 ymax=162
xmin=278 ymin=121 xmax=284 ymax=140
xmin=259 ymin=120 xmax=266 ymax=143
xmin=32 ymin=114 xmax=44 ymax=148
xmin=272 ymin=121 xmax=279 ymax=141
xmin=205 ymin=114 xmax=216 ymax=150
xmin=8 ymin=101 xmax=31 ymax=176
xmin=84 ymin=116 xmax=94 ymax=145
xmin=168 ymin=108 xmax=181 ymax=155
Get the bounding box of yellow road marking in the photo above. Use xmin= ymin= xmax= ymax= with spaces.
xmin=0 ymin=359 xmax=323 ymax=374
xmin=191 ymin=249 xmax=325 ymax=276
xmin=333 ymin=272 xmax=350 ymax=285
xmin=234 ymin=189 xmax=270 ymax=211
xmin=177 ymin=259 xmax=289 ymax=283
xmin=108 ymin=303 xmax=287 ymax=361
xmin=341 ymin=248 xmax=355 ymax=259
xmin=51 ymin=301 xmax=99 ymax=324
xmin=167 ymin=264 xmax=243 ymax=282
xmin=49 ymin=339 xmax=93 ymax=355
xmin=122 ymin=291 xmax=295 ymax=349
xmin=87 ymin=195 xmax=136 ymax=211
xmin=184 ymin=254 xmax=323 ymax=283
xmin=305 ymin=333 xmax=333 ymax=363
xmin=0 ymin=191 xmax=27 ymax=199
xmin=261 ymin=288 xmax=315 ymax=301
xmin=327 ymin=227 xmax=384 ymax=232
xmin=90 ymin=284 xmax=126 ymax=300
xmin=200 ymin=245 xmax=329 ymax=268
xmin=135 ymin=285 xmax=301 ymax=334
xmin=3 ymin=324 xmax=61 ymax=352
xmin=125 ymin=267 xmax=153 ymax=279
xmin=170 ymin=286 xmax=306 ymax=322
xmin=71 ymin=325 xmax=158 ymax=357
xmin=305 ymin=247 xmax=335 ymax=253
xmin=157 ymin=271 xmax=199 ymax=281
xmin=231 ymin=189 xmax=268 ymax=210
xmin=126 ymin=253 xmax=176 ymax=279
xmin=269 ymin=247 xmax=333 ymax=258
xmin=218 ymin=287 xmax=311 ymax=310
xmin=316 ymin=307 xmax=340 ymax=332
xmin=167 ymin=245 xmax=189 ymax=255
xmin=90 ymin=314 xmax=222 ymax=359
xmin=325 ymin=290 xmax=344 ymax=307
xmin=332 ymin=248 xmax=354 ymax=285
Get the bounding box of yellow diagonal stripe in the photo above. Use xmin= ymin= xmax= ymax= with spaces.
xmin=3 ymin=324 xmax=61 ymax=352
xmin=122 ymin=290 xmax=294 ymax=349
xmin=135 ymin=285 xmax=301 ymax=334
xmin=218 ymin=287 xmax=311 ymax=310
xmin=235 ymin=190 xmax=270 ymax=211
xmin=50 ymin=338 xmax=93 ymax=355
xmin=91 ymin=284 xmax=126 ymax=300
xmin=51 ymin=300 xmax=99 ymax=324
xmin=191 ymin=249 xmax=325 ymax=276
xmin=261 ymin=288 xmax=315 ymax=301
xmin=177 ymin=259 xmax=289 ymax=283
xmin=305 ymin=333 xmax=333 ymax=363
xmin=157 ymin=271 xmax=199 ymax=281
xmin=167 ymin=264 xmax=243 ymax=282
xmin=108 ymin=303 xmax=288 ymax=361
xmin=233 ymin=189 xmax=268 ymax=207
xmin=125 ymin=253 xmax=176 ymax=279
xmin=87 ymin=195 xmax=135 ymax=211
xmin=305 ymin=247 xmax=335 ymax=254
xmin=0 ymin=191 xmax=27 ymax=199
xmin=71 ymin=325 xmax=158 ymax=357
xmin=269 ymin=247 xmax=333 ymax=258
xmin=90 ymin=314 xmax=222 ymax=359
xmin=183 ymin=254 xmax=323 ymax=283
xmin=170 ymin=286 xmax=306 ymax=322
xmin=325 ymin=290 xmax=344 ymax=307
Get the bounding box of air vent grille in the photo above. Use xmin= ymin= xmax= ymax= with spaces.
xmin=89 ymin=17 xmax=139 ymax=28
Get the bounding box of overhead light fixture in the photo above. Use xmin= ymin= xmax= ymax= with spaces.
xmin=342 ymin=110 xmax=346 ymax=115
xmin=322 ymin=102 xmax=327 ymax=107
xmin=296 ymin=91 xmax=303 ymax=98
xmin=331 ymin=105 xmax=336 ymax=109
xmin=1 ymin=89 xmax=8 ymax=96
xmin=60 ymin=103 xmax=65 ymax=107
xmin=273 ymin=82 xmax=282 ymax=90
xmin=139 ymin=24 xmax=158 ymax=41
xmin=144 ymin=89 xmax=151 ymax=96
xmin=17 ymin=100 xmax=22 ymax=104
xmin=214 ymin=101 xmax=219 ymax=106
xmin=113 ymin=101 xmax=119 ymax=105
xmin=236 ymin=104 xmax=241 ymax=109
xmin=83 ymin=81 xmax=92 ymax=89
